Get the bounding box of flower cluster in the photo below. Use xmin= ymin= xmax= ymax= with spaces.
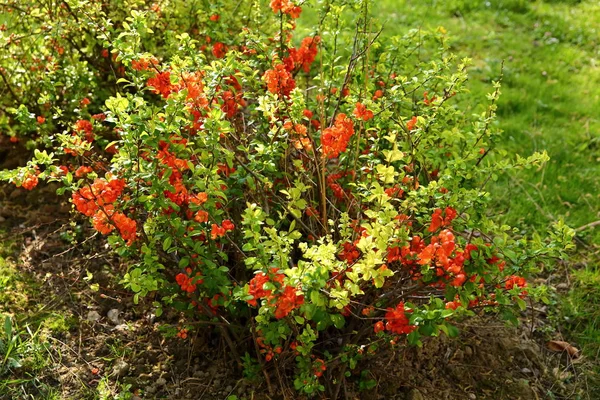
xmin=321 ymin=113 xmax=355 ymax=158
xmin=247 ymin=271 xmax=277 ymax=307
xmin=327 ymin=172 xmax=353 ymax=200
xmin=406 ymin=116 xmax=418 ymax=131
xmin=158 ymin=140 xmax=190 ymax=171
xmin=220 ymin=89 xmax=245 ymax=118
xmin=286 ymin=122 xmax=312 ymax=151
xmin=91 ymin=206 xmax=137 ymax=243
xmin=212 ymin=42 xmax=227 ymax=59
xmin=177 ymin=328 xmax=188 ymax=339
xmin=74 ymin=119 xmax=94 ymax=142
xmin=505 ymin=275 xmax=528 ymax=298
xmin=211 ymin=219 xmax=235 ymax=239
xmin=176 ymin=268 xmax=204 ymax=293
xmin=247 ymin=269 xmax=304 ymax=319
xmin=75 ymin=165 xmax=93 ymax=178
xmin=19 ymin=171 xmax=39 ymax=190
xmin=146 ymin=68 xmax=245 ymax=136
xmin=263 ymin=64 xmax=296 ymax=97
xmin=313 ymin=358 xmax=327 ymax=378
xmin=147 ymin=71 xmax=177 ymax=98
xmin=72 ymin=178 xmax=125 ymax=216
xmin=72 ymin=177 xmax=136 ymax=244
xmin=256 ymin=334 xmax=283 ymax=362
xmin=353 ymin=102 xmax=374 ymax=121
xmin=383 ymin=302 xmax=416 ymax=335
xmin=417 ymin=229 xmax=468 ymax=287
xmin=339 ymin=241 xmax=360 ymax=264
xmin=269 ymin=0 xmax=301 ymax=18
xmin=285 ymin=36 xmax=321 ymax=73
xmin=428 ymin=207 xmax=457 ymax=232
xmin=131 ymin=56 xmax=159 ymax=71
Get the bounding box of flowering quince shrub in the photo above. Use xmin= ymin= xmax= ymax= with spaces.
xmin=0 ymin=0 xmax=575 ymax=397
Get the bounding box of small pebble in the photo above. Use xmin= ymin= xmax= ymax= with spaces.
xmin=86 ymin=311 xmax=101 ymax=322
xmin=107 ymin=309 xmax=120 ymax=324
xmin=112 ymin=360 xmax=130 ymax=377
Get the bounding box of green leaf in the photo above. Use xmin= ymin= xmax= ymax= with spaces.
xmin=419 ymin=323 xmax=436 ymax=336
xmin=330 ymin=314 xmax=345 ymax=329
xmin=105 ymin=95 xmax=129 ymax=113
xmin=407 ymin=330 xmax=422 ymax=346
xmin=178 ymin=257 xmax=190 ymax=268
xmin=163 ymin=236 xmax=172 ymax=252
xmin=515 ymin=297 xmax=527 ymax=311
xmin=4 ymin=316 xmax=12 ymax=341
xmin=445 ymin=324 xmax=460 ymax=338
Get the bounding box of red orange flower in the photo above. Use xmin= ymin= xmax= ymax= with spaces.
xmin=406 ymin=116 xmax=418 ymax=131
xmin=212 ymin=42 xmax=227 ymax=59
xmin=263 ymin=64 xmax=296 ymax=97
xmin=147 ymin=71 xmax=177 ymax=99
xmin=274 ymin=286 xmax=304 ymax=319
xmin=353 ymin=102 xmax=374 ymax=121
xmin=285 ymin=36 xmax=320 ymax=73
xmin=270 ymin=0 xmax=301 ymax=18
xmin=321 ymin=113 xmax=355 ymax=158
xmin=313 ymin=358 xmax=326 ymax=377
xmin=74 ymin=119 xmax=94 ymax=142
xmin=21 ymin=173 xmax=38 ymax=190
xmin=384 ymin=302 xmax=416 ymax=335
xmin=75 ymin=165 xmax=93 ymax=178
xmin=427 ymin=207 xmax=457 ymax=232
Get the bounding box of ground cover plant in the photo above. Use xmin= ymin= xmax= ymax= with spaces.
xmin=0 ymin=0 xmax=595 ymax=398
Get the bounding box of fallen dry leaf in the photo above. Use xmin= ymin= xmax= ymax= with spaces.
xmin=547 ymin=340 xmax=580 ymax=359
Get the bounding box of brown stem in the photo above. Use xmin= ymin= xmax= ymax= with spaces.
xmin=0 ymin=67 xmax=18 ymax=101
xmin=251 ymin=320 xmax=275 ymax=395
